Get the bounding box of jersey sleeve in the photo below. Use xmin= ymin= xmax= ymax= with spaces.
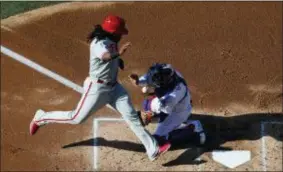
xmin=90 ymin=39 xmax=118 ymax=60
xmin=151 ymin=83 xmax=187 ymax=114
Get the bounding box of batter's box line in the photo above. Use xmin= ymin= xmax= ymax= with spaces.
xmin=93 ymin=117 xmax=124 ymax=170
xmin=260 ymin=121 xmax=283 ymax=172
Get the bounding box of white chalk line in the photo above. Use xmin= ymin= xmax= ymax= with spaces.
xmin=260 ymin=121 xmax=283 ymax=172
xmin=0 ymin=45 xmax=115 ymax=110
xmin=1 ymin=45 xmax=83 ymax=93
xmin=93 ymin=119 xmax=99 ymax=170
xmin=261 ymin=122 xmax=267 ymax=172
xmin=93 ymin=118 xmax=124 ymax=170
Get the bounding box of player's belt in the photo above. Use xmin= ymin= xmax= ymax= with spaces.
xmin=96 ymin=79 xmax=117 ymax=87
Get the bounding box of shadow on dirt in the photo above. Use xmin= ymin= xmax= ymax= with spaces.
xmin=62 ymin=137 xmax=145 ymax=152
xmin=62 ymin=112 xmax=283 ymax=167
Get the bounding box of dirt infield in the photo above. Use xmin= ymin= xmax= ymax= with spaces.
xmin=1 ymin=2 xmax=282 ymax=171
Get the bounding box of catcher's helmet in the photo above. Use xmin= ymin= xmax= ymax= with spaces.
xmin=148 ymin=63 xmax=175 ymax=88
xmin=101 ymin=15 xmax=128 ymax=35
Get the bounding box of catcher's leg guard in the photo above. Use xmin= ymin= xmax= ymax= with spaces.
xmin=184 ymin=120 xmax=206 ymax=145
xmin=168 ymin=128 xmax=199 ymax=145
xmin=168 ymin=120 xmax=206 ymax=146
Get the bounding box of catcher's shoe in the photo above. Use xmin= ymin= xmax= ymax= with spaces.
xmin=29 ymin=109 xmax=45 ymax=135
xmin=149 ymin=142 xmax=171 ymax=161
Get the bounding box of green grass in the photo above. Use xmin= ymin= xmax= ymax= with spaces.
xmin=1 ymin=1 xmax=65 ymax=19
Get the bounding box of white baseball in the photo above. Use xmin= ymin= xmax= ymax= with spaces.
xmin=142 ymin=86 xmax=148 ymax=93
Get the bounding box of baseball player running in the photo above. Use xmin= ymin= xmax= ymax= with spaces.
xmin=29 ymin=15 xmax=170 ymax=161
xmin=129 ymin=63 xmax=206 ymax=147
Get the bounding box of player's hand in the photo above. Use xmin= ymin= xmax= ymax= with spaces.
xmin=128 ymin=74 xmax=139 ymax=86
xmin=137 ymin=110 xmax=153 ymax=126
xmin=119 ymin=42 xmax=131 ymax=56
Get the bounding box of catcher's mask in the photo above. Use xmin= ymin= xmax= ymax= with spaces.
xmin=148 ymin=63 xmax=174 ymax=88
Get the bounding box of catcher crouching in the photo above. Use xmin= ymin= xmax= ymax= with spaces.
xmin=129 ymin=63 xmax=206 ymax=148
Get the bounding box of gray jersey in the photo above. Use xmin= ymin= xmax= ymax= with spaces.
xmin=89 ymin=38 xmax=120 ymax=83
xmin=32 ymin=37 xmax=160 ymax=161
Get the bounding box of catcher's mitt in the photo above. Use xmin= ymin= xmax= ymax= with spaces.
xmin=137 ymin=111 xmax=153 ymax=126
xmin=128 ymin=74 xmax=139 ymax=86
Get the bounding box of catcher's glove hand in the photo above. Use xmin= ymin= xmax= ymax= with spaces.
xmin=137 ymin=110 xmax=153 ymax=126
xmin=128 ymin=74 xmax=139 ymax=86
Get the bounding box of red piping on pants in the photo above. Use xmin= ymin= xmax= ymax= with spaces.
xmin=35 ymin=82 xmax=93 ymax=123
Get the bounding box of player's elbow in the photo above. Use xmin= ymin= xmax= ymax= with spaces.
xmin=101 ymin=52 xmax=112 ymax=61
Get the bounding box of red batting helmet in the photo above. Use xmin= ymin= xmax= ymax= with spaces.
xmin=101 ymin=15 xmax=128 ymax=35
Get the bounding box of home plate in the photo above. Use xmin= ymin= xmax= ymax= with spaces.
xmin=212 ymin=150 xmax=251 ymax=169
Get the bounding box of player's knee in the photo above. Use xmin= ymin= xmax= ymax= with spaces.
xmin=69 ymin=110 xmax=90 ymax=124
xmin=72 ymin=117 xmax=85 ymax=124
xmin=121 ymin=108 xmax=137 ymax=120
xmin=124 ymin=112 xmax=145 ymax=128
xmin=71 ymin=119 xmax=80 ymax=124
